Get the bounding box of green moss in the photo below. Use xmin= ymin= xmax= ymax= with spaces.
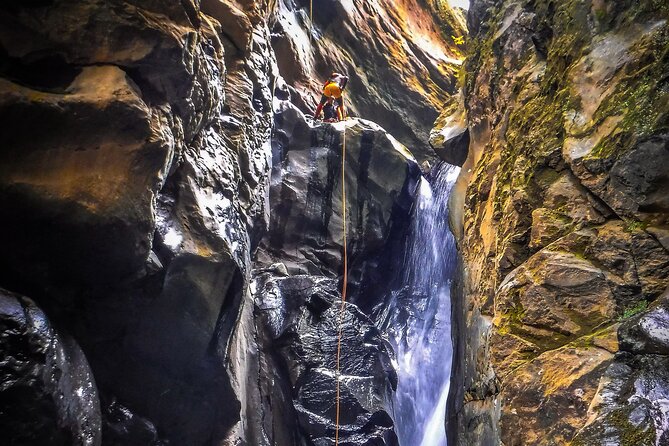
xmin=573 ymin=404 xmax=657 ymax=446
xmin=569 ymin=325 xmax=613 ymax=350
xmin=586 ymin=24 xmax=669 ymax=161
xmin=619 ymin=300 xmax=648 ymax=320
xmin=624 ymin=219 xmax=649 ymax=233
xmin=608 ymin=409 xmax=656 ymax=446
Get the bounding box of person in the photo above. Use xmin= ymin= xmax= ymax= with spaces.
xmin=313 ymin=72 xmax=349 ymax=121
xmin=322 ymin=98 xmax=338 ymax=122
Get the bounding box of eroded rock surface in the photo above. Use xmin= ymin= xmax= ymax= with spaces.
xmin=0 ymin=1 xmax=451 ymax=444
xmin=0 ymin=1 xmax=275 ymax=444
xmin=450 ymin=1 xmax=669 ymax=444
xmin=254 ymin=275 xmax=398 ymax=446
xmin=259 ymin=95 xmax=420 ymax=280
xmin=0 ymin=288 xmax=101 ymax=446
xmin=250 ymin=94 xmax=422 ymax=443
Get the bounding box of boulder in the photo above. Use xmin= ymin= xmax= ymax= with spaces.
xmin=619 ymin=289 xmax=669 ymax=355
xmin=254 ymin=274 xmax=398 ymax=446
xmin=0 ymin=66 xmax=174 ymax=288
xmin=259 ymin=98 xmax=420 ymax=279
xmin=0 ymin=288 xmax=101 ymax=446
xmin=571 ymin=354 xmax=669 ymax=446
xmin=429 ymin=92 xmax=469 ymax=167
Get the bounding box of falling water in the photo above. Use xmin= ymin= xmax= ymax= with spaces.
xmin=389 ymin=162 xmax=460 ymax=446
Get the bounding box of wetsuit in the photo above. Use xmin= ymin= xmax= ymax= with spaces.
xmin=314 ymin=73 xmax=349 ymax=121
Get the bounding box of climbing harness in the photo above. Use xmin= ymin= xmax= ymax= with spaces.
xmin=334 ymin=123 xmax=348 ymax=445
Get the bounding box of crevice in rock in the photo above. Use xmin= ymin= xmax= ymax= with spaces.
xmin=211 ymin=268 xmax=246 ymax=362
xmin=123 ymin=66 xmax=168 ymax=106
xmin=0 ymin=47 xmax=82 ymax=93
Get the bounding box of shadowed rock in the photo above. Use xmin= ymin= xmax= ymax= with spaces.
xmin=254 ymin=275 xmax=398 ymax=446
xmin=0 ymin=288 xmax=101 ymax=446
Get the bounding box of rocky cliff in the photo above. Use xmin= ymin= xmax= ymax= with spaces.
xmin=0 ymin=1 xmax=462 ymax=445
xmin=448 ymin=1 xmax=669 ymax=444
xmin=269 ymin=0 xmax=466 ymax=162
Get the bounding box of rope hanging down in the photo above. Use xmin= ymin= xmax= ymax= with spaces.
xmin=334 ymin=124 xmax=348 ymax=445
xmin=309 ymin=0 xmax=313 ymax=43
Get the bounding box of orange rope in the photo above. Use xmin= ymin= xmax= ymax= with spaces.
xmin=334 ymin=124 xmax=347 ymax=445
xmin=309 ymin=0 xmax=313 ymax=43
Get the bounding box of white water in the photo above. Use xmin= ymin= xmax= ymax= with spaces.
xmin=389 ymin=163 xmax=460 ymax=446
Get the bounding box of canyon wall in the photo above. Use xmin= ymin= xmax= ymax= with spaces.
xmin=0 ymin=0 xmax=461 ymax=444
xmin=448 ymin=0 xmax=669 ymax=444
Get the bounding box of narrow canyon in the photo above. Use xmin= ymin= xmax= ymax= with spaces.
xmin=0 ymin=1 xmax=667 ymax=445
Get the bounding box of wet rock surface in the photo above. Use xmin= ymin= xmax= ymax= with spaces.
xmin=259 ymin=96 xmax=420 ymax=281
xmin=0 ymin=1 xmax=274 ymax=444
xmin=0 ymin=0 xmax=449 ymax=444
xmin=0 ymin=288 xmax=101 ymax=446
xmin=251 ymin=94 xmax=422 ymax=443
xmin=450 ymin=0 xmax=669 ymax=444
xmin=429 ymin=92 xmax=469 ymax=167
xmin=573 ymin=289 xmax=669 ymax=446
xmin=254 ymin=275 xmax=398 ymax=446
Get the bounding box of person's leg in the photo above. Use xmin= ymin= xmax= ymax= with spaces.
xmin=324 ymin=99 xmax=336 ymax=121
xmin=314 ymin=94 xmax=329 ymax=119
xmin=335 ymin=96 xmax=345 ymax=121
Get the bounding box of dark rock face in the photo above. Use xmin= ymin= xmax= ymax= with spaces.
xmin=449 ymin=0 xmax=669 ymax=444
xmin=430 ymin=92 xmax=469 ymax=167
xmin=101 ymin=400 xmax=166 ymax=446
xmin=0 ymin=1 xmax=275 ymax=444
xmin=0 ymin=1 xmax=448 ymax=444
xmin=573 ymin=290 xmax=669 ymax=446
xmin=254 ymin=275 xmax=398 ymax=446
xmin=250 ymin=95 xmax=421 ymax=444
xmin=0 ymin=289 xmax=101 ymax=446
xmin=260 ymin=96 xmax=420 ymax=280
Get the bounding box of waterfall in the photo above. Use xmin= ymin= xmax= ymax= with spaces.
xmin=388 ymin=162 xmax=460 ymax=446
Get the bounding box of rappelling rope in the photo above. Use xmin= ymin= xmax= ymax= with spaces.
xmin=334 ymin=123 xmax=348 ymax=445
xmin=309 ymin=0 xmax=313 ymax=43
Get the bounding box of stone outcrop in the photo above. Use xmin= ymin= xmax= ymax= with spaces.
xmin=254 ymin=274 xmax=398 ymax=445
xmin=0 ymin=1 xmax=450 ymax=444
xmin=0 ymin=288 xmax=100 ymax=445
xmin=449 ymin=1 xmax=669 ymax=444
xmin=430 ymin=91 xmax=469 ymax=166
xmin=250 ymin=95 xmax=421 ymax=443
xmin=0 ymin=1 xmax=275 ymax=444
xmin=259 ymin=95 xmax=420 ymax=278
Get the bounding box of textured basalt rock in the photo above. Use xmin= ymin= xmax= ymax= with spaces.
xmin=573 ymin=289 xmax=669 ymax=446
xmin=251 ymin=93 xmax=421 ymax=443
xmin=0 ymin=288 xmax=101 ymax=446
xmin=430 ymin=92 xmax=469 ymax=166
xmin=254 ymin=275 xmax=398 ymax=446
xmin=259 ymin=95 xmax=420 ymax=280
xmin=0 ymin=1 xmax=275 ymax=444
xmin=449 ymin=1 xmax=669 ymax=444
xmin=0 ymin=1 xmax=452 ymax=444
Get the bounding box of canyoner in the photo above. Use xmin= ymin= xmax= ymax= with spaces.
xmin=313 ymin=72 xmax=350 ymax=123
